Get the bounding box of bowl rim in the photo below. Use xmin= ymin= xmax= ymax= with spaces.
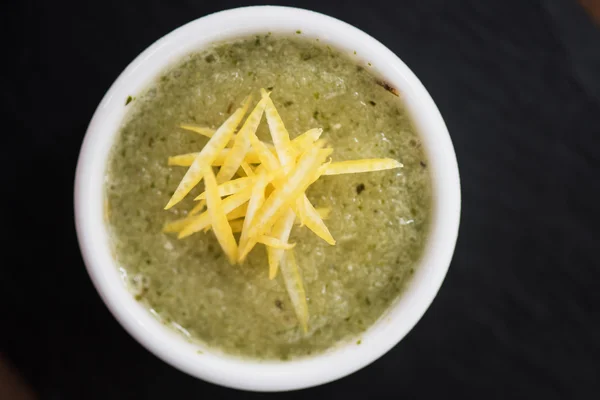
xmin=74 ymin=5 xmax=461 ymax=392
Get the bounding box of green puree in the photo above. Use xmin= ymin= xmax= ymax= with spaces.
xmin=106 ymin=35 xmax=432 ymax=360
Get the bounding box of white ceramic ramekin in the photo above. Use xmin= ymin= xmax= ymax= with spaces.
xmin=74 ymin=6 xmax=460 ymax=392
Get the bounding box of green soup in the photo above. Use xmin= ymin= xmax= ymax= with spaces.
xmin=105 ymin=34 xmax=432 ymax=360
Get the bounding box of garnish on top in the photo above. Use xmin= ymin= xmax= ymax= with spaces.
xmin=163 ymin=89 xmax=403 ymax=332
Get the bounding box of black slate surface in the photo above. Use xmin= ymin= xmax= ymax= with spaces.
xmin=2 ymin=0 xmax=600 ymax=398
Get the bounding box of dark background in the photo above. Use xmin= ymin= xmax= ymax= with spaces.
xmin=2 ymin=0 xmax=600 ymax=398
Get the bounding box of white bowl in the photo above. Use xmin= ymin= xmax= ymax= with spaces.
xmin=74 ymin=6 xmax=460 ymax=392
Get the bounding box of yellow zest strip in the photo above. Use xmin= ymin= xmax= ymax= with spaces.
xmin=280 ymin=249 xmax=309 ymax=333
xmin=261 ymin=89 xmax=296 ymax=172
xmin=240 ymin=161 xmax=255 ymax=177
xmin=202 ymin=164 xmax=238 ymax=264
xmin=179 ymin=124 xmax=235 ymax=147
xmin=298 ymin=195 xmax=336 ymax=245
xmin=189 ymin=199 xmax=206 ymax=216
xmin=216 ymin=96 xmax=268 ymax=183
xmin=315 ymin=207 xmax=331 ymax=220
xmin=294 ymin=196 xmax=307 ymax=227
xmin=164 ymin=96 xmax=251 ymax=209
xmin=226 ymin=203 xmax=248 ymax=221
xmin=240 ymin=144 xmax=332 ymax=258
xmin=167 ymin=154 xmax=198 ymax=167
xmin=292 ymin=207 xmax=329 ymax=224
xmin=248 ymin=130 xmax=281 ymax=171
xmin=322 ymin=158 xmax=403 ymax=176
xmin=194 ymin=177 xmax=254 ymax=201
xmin=258 ymin=236 xmax=296 ymax=250
xmin=267 ymin=207 xmax=296 ymax=279
xmin=292 ymin=156 xmax=330 ymax=225
xmin=163 ymin=216 xmax=193 ymax=234
xmin=238 ymin=172 xmax=274 ymax=256
xmin=202 ymin=204 xmax=248 ymax=233
xmin=177 ymin=185 xmax=253 ymax=238
xmin=179 ymin=124 xmax=215 ymax=138
xmin=169 ymin=149 xmax=262 ymax=167
xmin=200 ymin=206 xmax=328 ymax=235
xmin=229 ymin=219 xmax=244 ymax=233
xmin=291 ymin=128 xmax=322 ymax=153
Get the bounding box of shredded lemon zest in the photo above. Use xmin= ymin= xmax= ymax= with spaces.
xmin=248 ymin=130 xmax=281 ymax=171
xmin=179 ymin=124 xmax=215 ymax=138
xmin=315 ymin=207 xmax=331 ymax=220
xmin=298 ymin=195 xmax=336 ymax=245
xmin=194 ymin=177 xmax=254 ymax=201
xmin=267 ymin=208 xmax=296 ymax=279
xmin=169 ymin=149 xmax=262 ymax=167
xmin=240 ymin=143 xmax=331 ymax=258
xmin=216 ymin=96 xmax=268 ymax=183
xmin=165 ymin=95 xmax=251 ymax=209
xmin=163 ymin=216 xmax=193 ymax=234
xmin=240 ymin=161 xmax=255 ymax=177
xmin=294 ymin=196 xmax=307 ymax=227
xmin=227 ymin=203 xmax=248 ymax=221
xmin=239 ymin=172 xmax=274 ymax=255
xmin=280 ymin=249 xmax=309 ymax=333
xmin=177 ymin=185 xmax=253 ymax=238
xmin=164 ymin=89 xmax=406 ymax=332
xmin=262 ymin=89 xmax=296 ymax=173
xmin=189 ymin=199 xmax=206 ymax=216
xmin=323 ymin=158 xmax=403 ymax=175
xmin=202 ymin=164 xmax=238 ymax=264
xmin=179 ymin=124 xmax=236 ymax=147
xmin=291 ymin=128 xmax=322 ymax=153
xmin=202 ymin=202 xmax=249 ymax=233
xmin=258 ymin=236 xmax=296 ymax=250
xmin=229 ymin=218 xmax=244 ymax=233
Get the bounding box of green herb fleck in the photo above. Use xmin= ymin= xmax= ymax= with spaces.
xmin=313 ymin=110 xmax=320 ymax=120
xmin=353 ymin=50 xmax=357 ymax=55
xmin=255 ymin=36 xmax=261 ymax=46
xmin=356 ymin=340 xmax=362 ymax=345
xmin=301 ymin=52 xmax=314 ymax=61
xmin=197 ymin=350 xmax=204 ymax=355
xmin=125 ymin=96 xmax=133 ymax=106
xmin=296 ymin=30 xmax=302 ymax=34
xmin=313 ymin=92 xmax=320 ymax=100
